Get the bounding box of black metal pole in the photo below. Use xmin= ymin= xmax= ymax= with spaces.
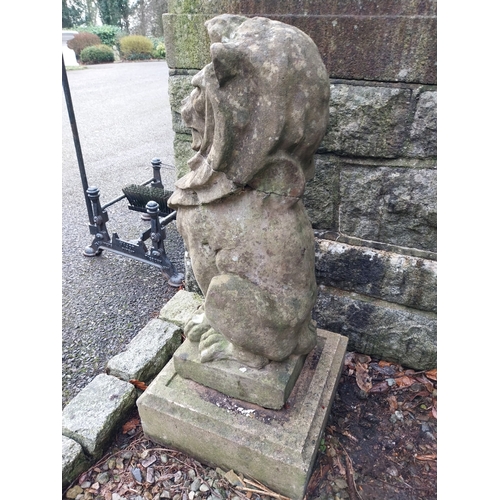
xmin=62 ymin=54 xmax=94 ymax=224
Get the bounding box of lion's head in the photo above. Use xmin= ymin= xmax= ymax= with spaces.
xmin=169 ymin=14 xmax=330 ymax=207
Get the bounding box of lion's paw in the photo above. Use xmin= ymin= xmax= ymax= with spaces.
xmin=199 ymin=329 xmax=269 ymax=369
xmin=184 ymin=312 xmax=211 ymax=342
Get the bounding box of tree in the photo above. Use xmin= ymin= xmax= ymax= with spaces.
xmin=96 ymin=0 xmax=131 ymax=31
xmin=84 ymin=0 xmax=99 ymax=25
xmin=129 ymin=0 xmax=166 ymax=37
xmin=62 ymin=0 xmax=85 ymax=28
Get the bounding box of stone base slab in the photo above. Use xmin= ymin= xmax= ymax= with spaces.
xmin=137 ymin=329 xmax=347 ymax=500
xmin=173 ymin=338 xmax=306 ymax=410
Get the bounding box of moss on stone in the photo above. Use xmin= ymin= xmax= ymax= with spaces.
xmin=163 ymin=13 xmax=211 ymax=70
xmin=174 ymin=136 xmax=195 ymax=179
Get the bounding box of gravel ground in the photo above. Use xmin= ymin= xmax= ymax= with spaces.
xmin=63 ymin=354 xmax=437 ymax=500
xmin=62 ymin=61 xmax=185 ymax=408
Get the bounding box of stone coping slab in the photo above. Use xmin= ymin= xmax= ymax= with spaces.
xmin=159 ymin=289 xmax=204 ymax=327
xmin=62 ymin=374 xmax=136 ymax=459
xmin=62 ymin=436 xmax=90 ymax=490
xmin=106 ymin=319 xmax=182 ymax=383
xmin=173 ymin=338 xmax=306 ymax=410
xmin=137 ymin=329 xmax=348 ymax=500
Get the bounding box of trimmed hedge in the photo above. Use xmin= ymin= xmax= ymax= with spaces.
xmin=153 ymin=42 xmax=166 ymax=59
xmin=76 ymin=25 xmax=123 ymax=47
xmin=119 ymin=35 xmax=154 ymax=60
xmin=80 ymin=44 xmax=115 ymax=64
xmin=67 ymin=32 xmax=102 ymax=59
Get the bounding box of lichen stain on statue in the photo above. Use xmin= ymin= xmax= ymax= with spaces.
xmin=168 ymin=14 xmax=330 ymax=369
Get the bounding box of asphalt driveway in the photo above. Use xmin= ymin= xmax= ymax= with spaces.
xmin=62 ymin=61 xmax=185 ymax=407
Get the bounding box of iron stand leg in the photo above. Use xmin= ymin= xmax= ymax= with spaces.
xmin=84 ymin=186 xmax=110 ymax=257
xmin=146 ymin=201 xmax=184 ymax=287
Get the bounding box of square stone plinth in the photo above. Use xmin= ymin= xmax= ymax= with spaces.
xmin=137 ymin=329 xmax=347 ymax=500
xmin=173 ymin=338 xmax=306 ymax=410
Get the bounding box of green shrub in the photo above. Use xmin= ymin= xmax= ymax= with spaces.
xmin=120 ymin=35 xmax=154 ymax=60
xmin=152 ymin=42 xmax=166 ymax=59
xmin=67 ymin=32 xmax=102 ymax=59
xmin=75 ymin=25 xmax=123 ymax=47
xmin=80 ymin=44 xmax=115 ymax=64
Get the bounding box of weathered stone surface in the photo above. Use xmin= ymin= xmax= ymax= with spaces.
xmin=163 ymin=13 xmax=211 ymax=70
xmin=165 ymin=1 xmax=437 ymax=84
xmin=315 ymin=239 xmax=437 ymax=312
xmin=339 ymin=166 xmax=437 ymax=252
xmin=303 ymin=155 xmax=339 ymax=230
xmin=407 ymin=91 xmax=437 ymax=158
xmin=138 ymin=329 xmax=348 ymax=500
xmin=173 ymin=338 xmax=307 ymax=409
xmin=173 ymin=135 xmax=195 ymax=179
xmin=158 ymin=289 xmax=204 ymax=327
xmin=62 ymin=374 xmax=136 ymax=459
xmin=106 ymin=319 xmax=182 ymax=383
xmin=313 ymin=286 xmax=437 ymax=370
xmin=167 ymin=0 xmax=437 ymax=16
xmin=168 ymin=15 xmax=329 ymax=368
xmin=62 ymin=435 xmax=90 ymax=490
xmin=322 ymin=84 xmax=412 ymax=158
xmin=169 ymin=75 xmax=196 ymax=135
xmin=182 ymin=251 xmax=203 ymax=294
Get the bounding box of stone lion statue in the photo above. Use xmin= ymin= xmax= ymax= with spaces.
xmin=168 ymin=14 xmax=330 ymax=369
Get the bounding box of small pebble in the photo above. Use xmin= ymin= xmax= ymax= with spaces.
xmin=190 ymin=478 xmax=202 ymax=491
xmin=96 ymin=472 xmax=110 ymax=484
xmin=387 ymin=465 xmax=399 ymax=477
xmin=132 ymin=467 xmax=143 ymax=483
xmin=334 ymin=478 xmax=347 ymax=489
xmin=142 ymin=455 xmax=157 ymax=468
xmin=81 ymin=481 xmax=91 ymax=489
xmin=146 ymin=467 xmax=155 ymax=483
xmin=199 ymin=484 xmax=210 ymax=492
xmin=390 ymin=410 xmax=404 ymax=423
xmin=66 ymin=485 xmax=83 ymax=499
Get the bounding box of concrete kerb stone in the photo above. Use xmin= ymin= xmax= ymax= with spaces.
xmin=158 ymin=288 xmax=204 ymax=327
xmin=62 ymin=436 xmax=90 ymax=490
xmin=62 ymin=373 xmax=136 ymax=460
xmin=106 ymin=319 xmax=183 ymax=383
xmin=62 ymin=294 xmax=193 ymax=489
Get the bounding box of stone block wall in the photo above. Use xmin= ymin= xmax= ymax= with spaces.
xmin=164 ymin=0 xmax=437 ymax=370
